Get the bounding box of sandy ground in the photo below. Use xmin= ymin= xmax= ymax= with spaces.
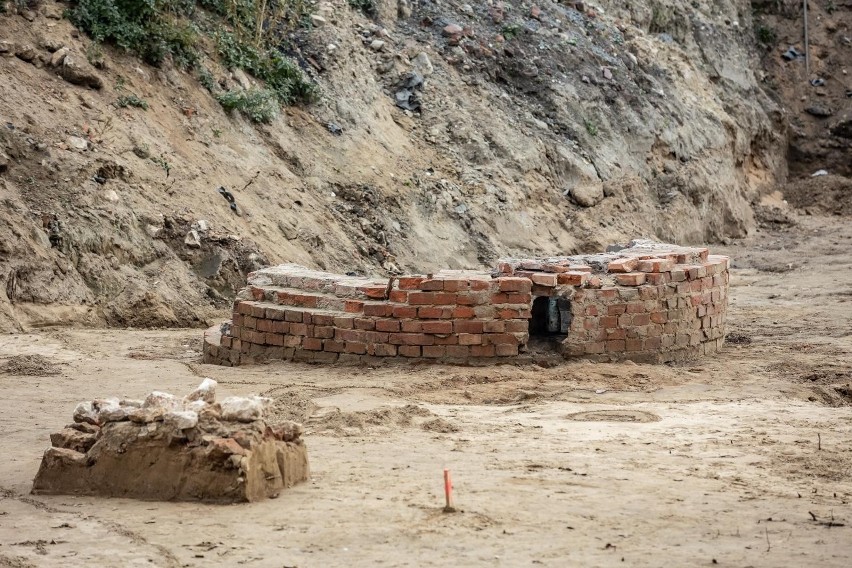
xmin=1 ymin=213 xmax=851 ymax=567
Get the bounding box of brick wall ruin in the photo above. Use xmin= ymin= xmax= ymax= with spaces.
xmin=202 ymin=241 xmax=730 ymax=365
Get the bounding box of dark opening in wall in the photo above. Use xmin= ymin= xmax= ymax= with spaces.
xmin=529 ymin=296 xmax=571 ymax=337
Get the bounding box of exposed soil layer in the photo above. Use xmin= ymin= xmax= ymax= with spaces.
xmin=1 ymin=212 xmax=850 ymax=566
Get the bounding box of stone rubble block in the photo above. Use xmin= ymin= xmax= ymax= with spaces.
xmin=32 ymin=379 xmax=308 ymax=502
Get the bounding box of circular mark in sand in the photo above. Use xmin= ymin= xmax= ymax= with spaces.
xmin=565 ymin=410 xmax=661 ymax=423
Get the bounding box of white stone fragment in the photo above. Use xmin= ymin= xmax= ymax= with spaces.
xmin=143 ymin=391 xmax=182 ymax=411
xmin=220 ymin=396 xmax=270 ymax=422
xmin=185 ymin=378 xmax=217 ymax=404
xmin=185 ymin=400 xmax=207 ymax=413
xmin=73 ymin=401 xmax=98 ymax=425
xmin=120 ymin=399 xmax=143 ymax=408
xmin=162 ymin=410 xmax=199 ymax=430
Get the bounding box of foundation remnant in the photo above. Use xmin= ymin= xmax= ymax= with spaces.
xmin=31 ymin=379 xmax=309 ymax=502
xmin=203 ymin=240 xmax=731 ymax=365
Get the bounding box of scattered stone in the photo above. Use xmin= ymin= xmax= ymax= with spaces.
xmin=220 ymin=396 xmax=271 ymax=422
xmin=14 ymin=44 xmax=38 ymax=63
xmin=411 ymin=52 xmax=433 ymax=77
xmin=162 ymin=410 xmax=199 ymax=430
xmin=0 ymin=40 xmax=12 ymax=54
xmin=782 ymin=46 xmax=803 ymax=61
xmin=569 ymin=183 xmax=604 ymax=207
xmin=67 ymin=136 xmax=88 ymax=150
xmin=531 ymin=6 xmax=542 ymax=20
xmin=56 ymin=54 xmax=104 ymax=89
xmin=370 ymin=40 xmax=385 ymax=51
xmin=144 ymin=390 xmax=182 ymax=411
xmin=811 ymin=169 xmax=828 ymax=177
xmin=185 ymin=377 xmax=217 ymax=404
xmin=805 ymin=105 xmax=832 ymax=118
xmin=443 ymin=24 xmax=463 ymax=37
xmin=184 ymin=229 xmax=201 ymax=247
xmin=310 ymin=14 xmax=327 ymax=27
xmin=393 ymin=72 xmax=424 ymax=112
xmin=602 ymin=67 xmax=613 ymax=80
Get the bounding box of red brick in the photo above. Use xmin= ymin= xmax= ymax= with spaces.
xmin=686 ymin=266 xmax=708 ymax=280
xmin=401 ymin=320 xmax=422 ymax=333
xmin=256 ymin=318 xmax=272 ymax=332
xmin=497 ymin=277 xmax=532 ymax=293
xmin=388 ymin=290 xmax=408 ymax=303
xmin=295 ymin=294 xmax=319 ymax=308
xmin=283 ymin=335 xmax=302 ymax=348
xmin=265 ymin=333 xmax=284 ymax=346
xmin=584 ymin=305 xmax=599 ymax=316
xmin=626 ymin=339 xmax=643 ymax=352
xmin=433 ymin=335 xmax=459 ymax=345
xmin=470 ymin=344 xmax=496 ymax=357
xmin=585 ymin=342 xmax=606 ymax=354
xmin=397 ymin=277 xmax=425 ymax=290
xmin=599 ymin=316 xmax=618 ymax=329
xmin=398 ymin=345 xmax=421 ymax=357
xmin=419 ymin=279 xmax=444 ymax=291
xmin=393 ymin=306 xmax=418 ymax=318
xmin=495 ymin=344 xmax=518 ymax=356
xmin=344 ymin=300 xmax=364 ymax=313
xmin=354 ymin=318 xmax=376 ymax=330
xmin=335 ymin=328 xmax=363 ymax=342
xmin=646 ymin=273 xmax=670 ymax=285
xmin=359 ymin=286 xmax=389 ymax=299
xmin=615 ymin=273 xmax=646 ymax=286
xmin=249 ymin=287 xmax=265 ymax=301
xmin=486 ymin=333 xmax=519 ymax=345
xmin=443 ymin=280 xmax=471 ymax=292
xmin=542 ymin=263 xmax=569 ymax=273
xmin=637 ymin=258 xmax=674 ymax=273
xmin=625 ymin=302 xmax=644 ymax=314
xmin=345 ymin=341 xmax=367 ymax=354
xmin=422 ymin=321 xmax=453 ymax=334
xmin=598 ymin=288 xmax=618 ymax=300
xmin=364 ymin=331 xmax=390 ymax=343
xmin=289 ymin=323 xmax=308 ymax=336
xmin=491 ymin=292 xmax=532 ymax=305
xmin=363 ymin=304 xmax=394 ymax=317
xmin=334 ymin=317 xmax=354 ymax=329
xmin=302 ymin=337 xmax=323 ymax=350
xmin=422 ymin=346 xmax=446 ymax=358
xmin=375 ymin=320 xmax=401 ymax=332
xmin=312 ymin=314 xmax=335 ymax=326
xmin=531 ymin=273 xmax=558 ymax=286
xmin=454 ymin=320 xmax=484 ymax=334
xmin=607 ymin=304 xmax=627 ymax=315
xmin=313 ymin=325 xmax=334 ymax=338
xmin=470 ymin=279 xmax=491 ymax=291
xmin=606 ymin=340 xmax=626 ymax=352
xmin=483 ymin=320 xmax=505 ymax=333
xmin=497 ymin=308 xmax=530 ymax=319
xmin=446 ymin=345 xmax=470 ymax=358
xmin=371 ymin=343 xmax=397 ymax=357
xmin=453 ymin=306 xmax=476 ymax=318
xmin=644 ymin=337 xmax=661 ymax=350
xmin=391 ymin=333 xmax=435 ymax=346
xmin=650 ymin=312 xmax=667 ymax=324
xmin=450 ymin=332 xmax=478 ymax=345
xmin=418 ymin=306 xmax=452 ymax=319
xmin=607 ymin=329 xmax=626 ymax=340
xmin=505 ymin=320 xmax=528 ymax=333
xmin=608 ymin=258 xmax=639 ymax=273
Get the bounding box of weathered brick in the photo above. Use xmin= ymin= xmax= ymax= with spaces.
xmin=312 ymin=314 xmax=335 ymax=326
xmin=359 ymin=286 xmax=389 ymax=299
xmin=393 ymin=306 xmax=418 ymax=318
xmin=646 ymin=273 xmax=670 ymax=285
xmin=371 ymin=343 xmax=398 ymax=357
xmin=486 ymin=333 xmax=519 ymax=345
xmin=388 ymin=290 xmax=408 ymax=303
xmin=483 ymin=320 xmax=505 ymax=333
xmin=504 ymin=320 xmax=528 ymax=333
xmin=344 ymin=300 xmax=364 ymax=313
xmin=354 ymin=318 xmax=376 ymax=330
xmin=433 ymin=335 xmax=460 ymax=345
xmin=470 ymin=344 xmax=496 ymax=357
xmin=607 ymin=329 xmax=626 ymax=340
xmin=599 ymin=316 xmax=618 ymax=329
xmin=333 ymin=316 xmax=354 ymax=329
xmin=446 ymin=345 xmax=470 ymax=358
xmin=497 ymin=277 xmax=532 ymax=293
xmin=608 ymin=258 xmax=639 ymax=273
xmin=364 ymin=331 xmax=390 ymax=344
xmin=422 ymin=345 xmax=446 ymax=358
xmin=598 ymin=288 xmax=619 ymax=300
xmin=637 ymin=258 xmax=674 ymax=273
xmin=557 ymin=272 xmax=589 ymax=286
xmin=531 ymin=273 xmax=558 ymax=286
xmin=283 ymin=335 xmax=302 ymax=348
xmin=302 ymin=337 xmax=323 ymax=350
xmin=289 ymin=323 xmax=308 ymax=336
xmin=585 ymin=342 xmax=606 ymax=354
xmin=443 ymin=280 xmax=471 ymax=292
xmin=607 ymin=304 xmax=627 ymax=315
xmin=418 ymin=306 xmax=453 ymax=319
xmin=422 ymin=321 xmax=453 ymax=334
xmin=363 ymin=304 xmax=394 ymax=317
xmin=313 ymin=325 xmax=334 ymax=338
xmin=497 ymin=308 xmax=531 ymax=319
xmin=419 ymin=279 xmax=445 ymax=291
xmin=391 ymin=333 xmax=435 ymax=346
xmin=322 ymin=339 xmax=344 ymax=353
xmin=606 ymin=339 xmax=626 ymax=352
xmin=650 ymin=312 xmax=667 ymax=324
xmin=459 ymin=333 xmax=483 ymax=345
xmin=470 ymin=279 xmax=492 ymax=291
xmin=644 ymin=337 xmax=661 ymax=350
xmin=256 ymin=318 xmax=272 ymax=332
xmin=686 ymin=265 xmax=707 ymax=280
xmin=335 ymin=328 xmax=363 ymax=342
xmin=375 ymin=320 xmax=401 ymax=332
xmin=265 ymin=333 xmax=284 ymax=346
xmin=455 ymin=320 xmax=485 ymax=334
xmin=626 ymin=338 xmax=643 ymax=352
xmin=495 ymin=344 xmax=519 ymax=356
xmin=401 ymin=320 xmax=422 ymax=333
xmin=491 ymin=292 xmax=532 ymax=305
xmin=398 ymin=345 xmax=421 ymax=357
xmin=397 ymin=277 xmax=425 ymax=290
xmin=345 ymin=341 xmax=367 ymax=354
xmin=408 ymin=292 xmax=457 ymax=305
xmin=452 ymin=306 xmax=476 ymax=318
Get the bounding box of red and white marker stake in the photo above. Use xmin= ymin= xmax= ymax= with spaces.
xmin=443 ymin=468 xmax=453 ymax=511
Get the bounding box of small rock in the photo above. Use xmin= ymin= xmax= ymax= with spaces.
xmin=531 ymin=6 xmax=542 ymax=20
xmin=15 ymin=44 xmax=38 ymax=63
xmin=184 ymin=230 xmax=201 ymax=248
xmin=442 ymin=24 xmax=463 ymax=37
xmin=67 ymin=136 xmax=88 ymax=150
xmin=411 ymin=52 xmax=433 ymax=77
xmin=185 ymin=378 xmax=217 ymax=404
xmin=143 ymin=391 xmax=182 ymax=411
xmin=805 ymin=105 xmax=832 ymax=118
xmin=602 ymin=67 xmax=613 ymax=80
xmin=370 ymin=40 xmax=385 ymax=51
xmin=310 ymin=14 xmax=327 ymax=27
xmin=811 ymin=169 xmax=828 ymax=177
xmin=145 ymin=224 xmax=162 ymax=238
xmin=0 ymin=41 xmax=12 ymax=54
xmin=73 ymin=402 xmax=99 ymax=425
xmin=569 ymin=183 xmax=604 ymax=207
xmin=461 ymin=4 xmax=474 ymax=15
xmin=128 ymin=407 xmax=165 ymax=424
xmin=102 ymin=189 xmax=119 ymax=202
xmin=57 ymin=54 xmax=104 ymax=89
xmin=191 ymin=219 xmax=210 ymax=232
xmin=50 ymin=428 xmax=97 ymax=453
xmin=163 ymin=410 xmax=199 ymax=430
xmin=220 ymin=396 xmax=271 ymax=422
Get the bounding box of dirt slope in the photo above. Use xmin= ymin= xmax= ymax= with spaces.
xmin=0 ymin=0 xmax=788 ymax=331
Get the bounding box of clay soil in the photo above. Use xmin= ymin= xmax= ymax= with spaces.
xmin=1 ymin=214 xmax=851 ymax=567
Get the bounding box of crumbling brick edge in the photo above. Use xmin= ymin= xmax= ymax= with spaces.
xmin=202 ymin=242 xmax=730 ymax=366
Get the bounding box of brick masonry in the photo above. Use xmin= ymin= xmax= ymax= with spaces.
xmin=202 ymin=240 xmax=730 ymax=365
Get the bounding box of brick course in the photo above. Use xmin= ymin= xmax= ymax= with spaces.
xmin=203 ymin=242 xmax=730 ymax=366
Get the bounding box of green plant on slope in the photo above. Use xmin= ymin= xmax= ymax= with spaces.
xmin=216 ymin=87 xmax=278 ymax=122
xmin=116 ymin=94 xmax=149 ymax=109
